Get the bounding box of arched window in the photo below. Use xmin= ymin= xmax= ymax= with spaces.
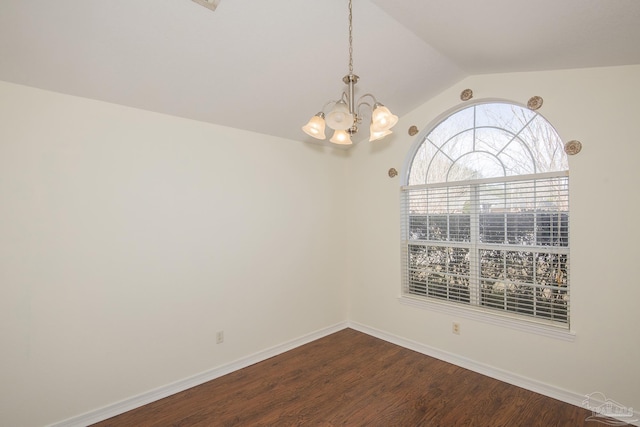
xmin=401 ymin=101 xmax=570 ymax=328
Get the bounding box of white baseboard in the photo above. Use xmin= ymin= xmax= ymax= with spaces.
xmin=48 ymin=321 xmax=349 ymax=427
xmin=49 ymin=320 xmax=638 ymax=427
xmin=347 ymin=321 xmax=639 ymax=427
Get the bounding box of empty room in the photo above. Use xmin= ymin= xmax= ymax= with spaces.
xmin=1 ymin=1 xmax=639 ymax=426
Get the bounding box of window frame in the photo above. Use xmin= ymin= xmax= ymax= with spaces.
xmin=399 ymin=100 xmax=574 ymax=340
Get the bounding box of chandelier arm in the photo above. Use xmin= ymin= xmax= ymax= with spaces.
xmin=357 ymin=93 xmax=380 ymax=106
xmin=356 ymin=101 xmax=373 ymax=119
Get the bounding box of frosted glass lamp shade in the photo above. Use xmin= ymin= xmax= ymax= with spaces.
xmin=371 ymin=104 xmax=398 ymax=132
xmin=302 ymin=113 xmax=326 ymax=139
xmin=329 ymin=129 xmax=353 ymax=145
xmin=326 ymin=100 xmax=354 ymax=131
xmin=369 ymin=125 xmax=392 ymax=142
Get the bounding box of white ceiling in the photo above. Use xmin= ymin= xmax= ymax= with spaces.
xmin=1 ymin=0 xmax=639 ymax=144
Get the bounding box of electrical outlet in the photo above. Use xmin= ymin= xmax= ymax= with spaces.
xmin=452 ymin=322 xmax=460 ymax=335
xmin=216 ymin=330 xmax=224 ymax=344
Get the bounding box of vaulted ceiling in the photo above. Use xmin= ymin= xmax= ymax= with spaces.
xmin=1 ymin=0 xmax=639 ymax=144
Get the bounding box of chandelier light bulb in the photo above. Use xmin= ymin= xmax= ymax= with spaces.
xmin=369 ymin=126 xmax=392 ymax=142
xmin=329 ymin=129 xmax=353 ymax=145
xmin=371 ymin=104 xmax=399 ymax=132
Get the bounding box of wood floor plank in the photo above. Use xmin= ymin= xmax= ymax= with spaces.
xmin=91 ymin=328 xmax=617 ymax=426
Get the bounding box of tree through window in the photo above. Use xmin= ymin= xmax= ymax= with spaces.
xmin=401 ymin=102 xmax=570 ymax=326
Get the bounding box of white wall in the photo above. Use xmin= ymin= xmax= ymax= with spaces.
xmin=3 ymin=65 xmax=639 ymax=426
xmin=347 ymin=65 xmax=640 ymax=412
xmin=0 ymin=81 xmax=350 ymax=426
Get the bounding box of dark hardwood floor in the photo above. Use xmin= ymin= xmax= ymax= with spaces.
xmin=92 ymin=328 xmax=613 ymax=426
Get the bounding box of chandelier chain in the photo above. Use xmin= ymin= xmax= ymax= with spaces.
xmin=348 ymin=0 xmax=353 ymax=75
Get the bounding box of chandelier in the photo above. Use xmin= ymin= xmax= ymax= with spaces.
xmin=302 ymin=0 xmax=398 ymax=145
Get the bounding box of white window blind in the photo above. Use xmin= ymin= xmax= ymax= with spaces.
xmin=401 ymin=172 xmax=569 ymax=325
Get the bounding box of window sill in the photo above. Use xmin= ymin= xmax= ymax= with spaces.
xmin=398 ymin=295 xmax=576 ymax=342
